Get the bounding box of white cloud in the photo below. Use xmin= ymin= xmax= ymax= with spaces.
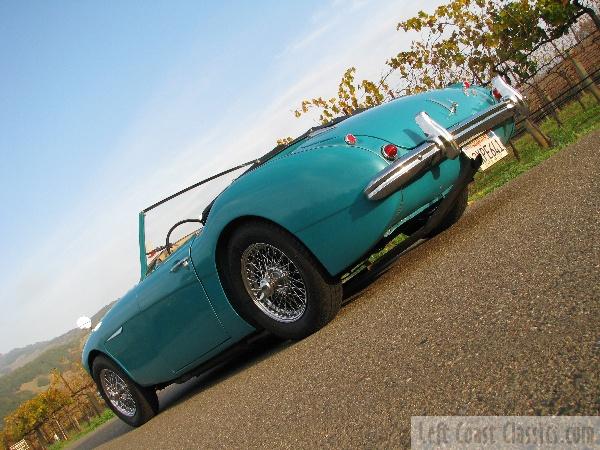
xmin=277 ymin=23 xmax=334 ymax=58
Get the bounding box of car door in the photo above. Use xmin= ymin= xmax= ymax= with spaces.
xmin=134 ymin=239 xmax=230 ymax=373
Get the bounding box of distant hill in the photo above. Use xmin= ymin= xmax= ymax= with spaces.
xmin=0 ymin=301 xmax=116 ymax=427
xmin=0 ymin=303 xmax=115 ymax=377
xmin=0 ymin=341 xmax=58 ymax=377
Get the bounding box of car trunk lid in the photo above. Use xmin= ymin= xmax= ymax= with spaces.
xmin=332 ymin=86 xmax=495 ymax=152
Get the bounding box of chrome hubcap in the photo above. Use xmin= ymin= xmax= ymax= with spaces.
xmin=241 ymin=243 xmax=307 ymax=322
xmin=100 ymin=369 xmax=136 ymax=417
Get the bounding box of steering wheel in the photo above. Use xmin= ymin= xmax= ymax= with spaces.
xmin=165 ymin=219 xmax=203 ymax=255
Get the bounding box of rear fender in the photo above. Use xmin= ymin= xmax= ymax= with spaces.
xmin=186 ymin=147 xmax=401 ymax=335
xmin=193 ymin=145 xmax=397 ymax=277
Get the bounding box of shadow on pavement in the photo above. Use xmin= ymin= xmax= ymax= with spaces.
xmin=71 ymin=262 xmax=401 ymax=449
xmin=70 ymin=334 xmax=292 ymax=449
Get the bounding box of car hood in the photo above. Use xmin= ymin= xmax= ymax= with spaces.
xmin=332 ymin=85 xmax=496 ymax=150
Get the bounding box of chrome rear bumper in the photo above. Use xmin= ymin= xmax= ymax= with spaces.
xmin=364 ymin=76 xmax=527 ymax=201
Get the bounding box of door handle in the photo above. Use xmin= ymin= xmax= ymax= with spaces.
xmin=170 ymin=256 xmax=190 ymax=273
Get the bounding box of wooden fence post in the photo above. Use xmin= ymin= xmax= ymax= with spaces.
xmin=85 ymin=391 xmax=103 ymax=417
xmin=52 ymin=416 xmax=68 ymax=441
xmin=528 ymin=82 xmax=562 ymax=125
xmin=54 ymin=369 xmax=89 ymax=429
xmin=555 ymin=70 xmax=588 ymax=110
xmin=571 ymin=57 xmax=600 ymax=102
xmin=34 ymin=428 xmax=48 ymax=448
xmin=508 ymin=139 xmax=521 ymax=161
xmin=525 ymin=119 xmax=552 ymax=148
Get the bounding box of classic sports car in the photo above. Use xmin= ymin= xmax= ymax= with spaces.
xmin=82 ymin=76 xmax=526 ymax=426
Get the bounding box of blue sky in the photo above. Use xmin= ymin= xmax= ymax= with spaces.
xmin=0 ymin=0 xmax=443 ymax=353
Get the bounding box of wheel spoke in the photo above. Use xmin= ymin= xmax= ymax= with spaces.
xmin=100 ymin=369 xmax=137 ymax=417
xmin=240 ymin=242 xmax=307 ymax=323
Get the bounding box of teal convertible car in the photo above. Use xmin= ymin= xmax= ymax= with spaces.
xmin=82 ymin=76 xmax=526 ymax=426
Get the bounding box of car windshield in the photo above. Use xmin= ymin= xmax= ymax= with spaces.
xmin=140 ymin=164 xmax=250 ymax=278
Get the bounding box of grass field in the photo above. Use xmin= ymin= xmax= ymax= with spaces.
xmin=469 ymin=93 xmax=600 ymax=201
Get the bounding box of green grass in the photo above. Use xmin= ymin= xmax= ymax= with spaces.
xmin=47 ymin=409 xmax=115 ymax=450
xmin=367 ymin=233 xmax=409 ymax=265
xmin=361 ymin=94 xmax=600 ymax=269
xmin=469 ymin=93 xmax=600 ymax=202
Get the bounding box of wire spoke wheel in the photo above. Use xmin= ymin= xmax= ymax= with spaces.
xmin=99 ymin=368 xmax=137 ymax=417
xmin=222 ymin=221 xmax=342 ymax=339
xmin=240 ymin=242 xmax=307 ymax=322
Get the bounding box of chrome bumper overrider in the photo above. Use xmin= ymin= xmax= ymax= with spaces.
xmin=364 ymin=76 xmax=527 ymax=201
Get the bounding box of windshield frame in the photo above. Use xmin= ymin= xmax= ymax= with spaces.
xmin=137 ymin=159 xmax=259 ymax=280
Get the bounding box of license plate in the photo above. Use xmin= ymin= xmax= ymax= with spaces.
xmin=462 ymin=132 xmax=508 ymax=171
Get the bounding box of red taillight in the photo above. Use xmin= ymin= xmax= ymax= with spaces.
xmin=345 ymin=134 xmax=357 ymax=145
xmin=491 ymin=88 xmax=502 ymax=100
xmin=463 ymin=80 xmax=471 ymax=89
xmin=381 ymin=143 xmax=398 ymax=160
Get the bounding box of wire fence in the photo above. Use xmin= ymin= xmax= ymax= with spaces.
xmin=511 ymin=24 xmax=600 ymax=143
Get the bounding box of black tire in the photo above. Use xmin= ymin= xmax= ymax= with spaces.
xmin=220 ymin=220 xmax=342 ymax=340
xmin=428 ymin=185 xmax=469 ymax=236
xmin=92 ymin=355 xmax=158 ymax=427
xmin=400 ymin=186 xmax=469 ymax=237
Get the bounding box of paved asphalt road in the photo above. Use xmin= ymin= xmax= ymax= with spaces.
xmin=73 ymin=131 xmax=600 ymax=449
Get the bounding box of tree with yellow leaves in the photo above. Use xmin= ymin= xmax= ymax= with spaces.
xmin=292 ymin=0 xmax=587 ymax=124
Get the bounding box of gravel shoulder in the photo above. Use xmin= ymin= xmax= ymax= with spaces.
xmin=74 ymin=130 xmax=600 ymax=449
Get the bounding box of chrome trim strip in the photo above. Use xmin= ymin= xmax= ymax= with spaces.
xmin=426 ymin=98 xmax=458 ymax=115
xmin=364 ymin=77 xmax=526 ymax=201
xmin=106 ymin=326 xmax=123 ymax=342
